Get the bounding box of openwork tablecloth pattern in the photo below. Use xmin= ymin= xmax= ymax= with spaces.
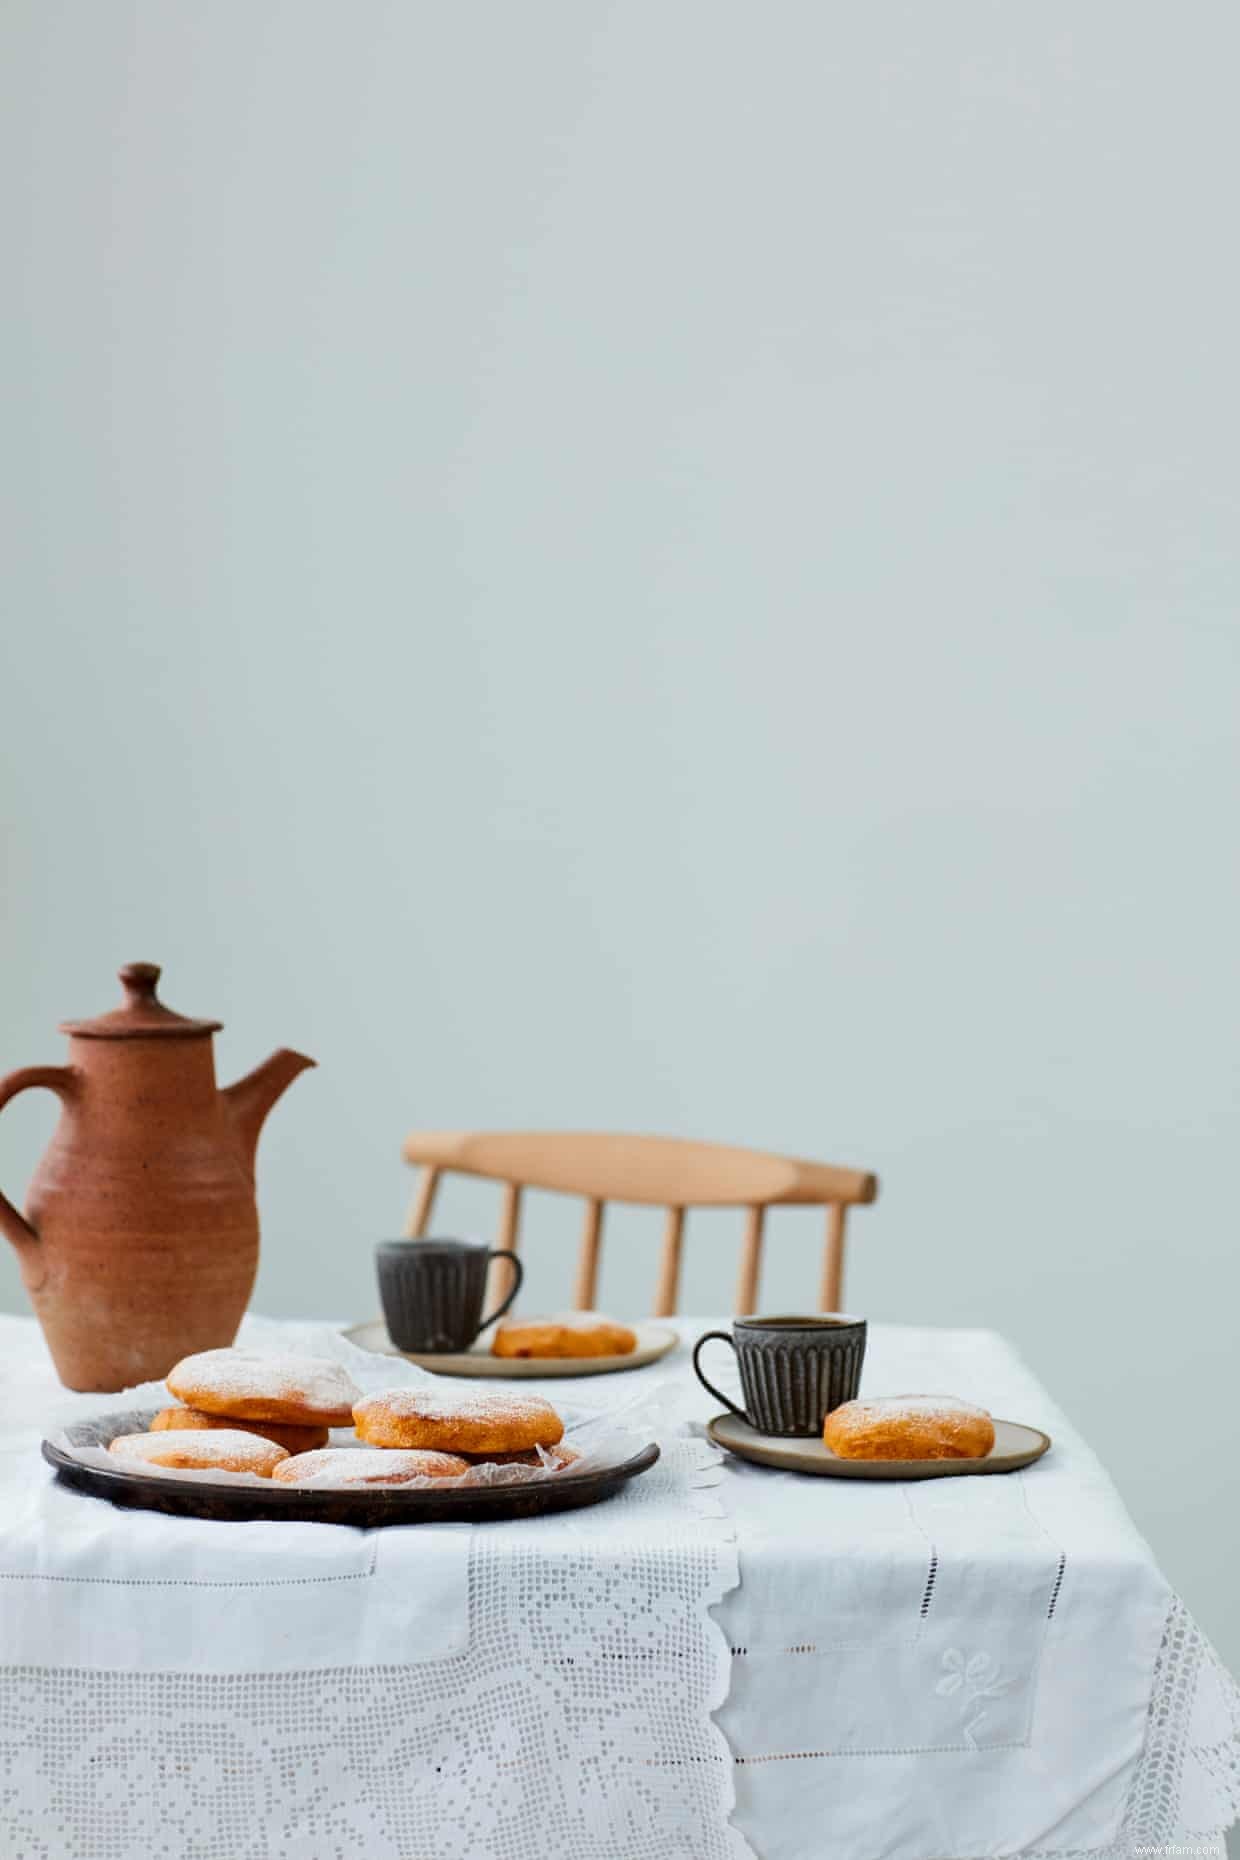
xmin=0 ymin=1439 xmax=745 ymax=1860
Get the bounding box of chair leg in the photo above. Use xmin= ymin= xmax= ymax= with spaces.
xmin=403 ymin=1166 xmax=441 ymax=1238
xmin=821 ymin=1203 xmax=847 ymax=1312
xmin=735 ymin=1206 xmax=765 ymax=1314
xmin=653 ymin=1208 xmax=685 ymax=1317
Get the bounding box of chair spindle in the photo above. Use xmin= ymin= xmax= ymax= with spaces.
xmin=653 ymin=1207 xmax=685 ymax=1317
xmin=820 ymin=1202 xmax=847 ymax=1312
xmin=404 ymin=1165 xmax=441 ymax=1239
xmin=735 ymin=1205 xmax=766 ymax=1314
xmin=488 ymin=1181 xmax=523 ymax=1306
xmin=573 ymin=1198 xmax=605 ymax=1310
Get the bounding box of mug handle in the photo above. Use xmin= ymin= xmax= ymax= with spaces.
xmin=477 ymin=1251 xmax=524 ymax=1331
xmin=692 ymin=1330 xmax=748 ymax=1421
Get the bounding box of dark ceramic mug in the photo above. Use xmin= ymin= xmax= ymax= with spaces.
xmin=375 ymin=1238 xmax=524 ymax=1352
xmin=692 ymin=1314 xmax=867 ymax=1437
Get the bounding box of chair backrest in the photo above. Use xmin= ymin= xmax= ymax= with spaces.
xmin=401 ymin=1130 xmax=878 ymax=1316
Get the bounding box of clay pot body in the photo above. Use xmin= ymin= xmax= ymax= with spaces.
xmin=0 ymin=964 xmax=313 ymax=1391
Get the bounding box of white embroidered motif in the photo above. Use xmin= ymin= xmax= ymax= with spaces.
xmin=935 ymin=1648 xmax=1013 ymax=1748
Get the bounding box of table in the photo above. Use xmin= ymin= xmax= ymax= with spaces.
xmin=706 ymin=1322 xmax=1239 ymax=1858
xmin=1 ymin=1313 xmax=1237 ymax=1860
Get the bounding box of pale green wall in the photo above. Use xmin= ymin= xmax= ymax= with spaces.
xmin=2 ymin=3 xmax=1238 ymax=1701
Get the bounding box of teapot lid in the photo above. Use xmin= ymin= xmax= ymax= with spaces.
xmin=60 ymin=963 xmax=223 ymax=1040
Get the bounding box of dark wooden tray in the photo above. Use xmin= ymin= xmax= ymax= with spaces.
xmin=43 ymin=1408 xmax=660 ymax=1528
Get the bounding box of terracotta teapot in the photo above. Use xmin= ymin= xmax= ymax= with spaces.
xmin=0 ymin=963 xmax=314 ymax=1391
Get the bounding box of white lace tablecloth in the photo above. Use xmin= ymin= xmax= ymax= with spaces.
xmin=0 ymin=1314 xmax=740 ymax=1860
xmin=1 ymin=1313 xmax=1237 ymax=1860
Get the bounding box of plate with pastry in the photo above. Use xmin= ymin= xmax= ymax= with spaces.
xmin=343 ymin=1312 xmax=678 ymax=1378
xmin=708 ymin=1395 xmax=1050 ymax=1480
xmin=43 ymin=1350 xmax=660 ymax=1526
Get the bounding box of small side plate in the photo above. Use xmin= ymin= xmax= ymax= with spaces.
xmin=707 ymin=1413 xmax=1051 ymax=1479
xmin=343 ymin=1318 xmax=678 ymax=1378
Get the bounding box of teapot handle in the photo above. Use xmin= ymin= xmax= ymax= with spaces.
xmin=0 ymin=1066 xmax=77 ymax=1287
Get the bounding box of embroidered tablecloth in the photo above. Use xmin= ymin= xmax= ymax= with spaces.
xmin=0 ymin=1313 xmax=1236 ymax=1859
xmin=702 ymin=1322 xmax=1240 ymax=1858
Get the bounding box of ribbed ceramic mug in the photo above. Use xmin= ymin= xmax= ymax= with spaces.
xmin=692 ymin=1314 xmax=867 ymax=1437
xmin=375 ymin=1238 xmax=524 ymax=1352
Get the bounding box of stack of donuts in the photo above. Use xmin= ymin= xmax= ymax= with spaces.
xmin=106 ymin=1348 xmax=575 ymax=1487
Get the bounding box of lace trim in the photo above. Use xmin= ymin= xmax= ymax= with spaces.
xmin=1006 ymin=1597 xmax=1240 ymax=1857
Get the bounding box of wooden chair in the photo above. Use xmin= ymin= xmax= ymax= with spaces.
xmin=400 ymin=1131 xmax=878 ymax=1316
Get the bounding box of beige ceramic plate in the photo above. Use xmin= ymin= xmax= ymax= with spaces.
xmin=707 ymin=1413 xmax=1051 ymax=1479
xmin=343 ymin=1318 xmax=679 ymax=1378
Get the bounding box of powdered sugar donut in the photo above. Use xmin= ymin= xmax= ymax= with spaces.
xmin=823 ymin=1395 xmax=995 ymax=1461
xmin=108 ymin=1428 xmax=288 ymax=1476
xmin=491 ymin=1314 xmax=637 ymax=1359
xmin=150 ymin=1406 xmax=329 ymax=1455
xmin=353 ymin=1388 xmax=564 ymax=1454
xmin=166 ymin=1350 xmax=361 ymax=1426
xmin=271 ymin=1447 xmax=469 ymax=1487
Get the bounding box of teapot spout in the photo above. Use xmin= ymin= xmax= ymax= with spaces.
xmin=222 ymin=1048 xmax=315 ymax=1173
